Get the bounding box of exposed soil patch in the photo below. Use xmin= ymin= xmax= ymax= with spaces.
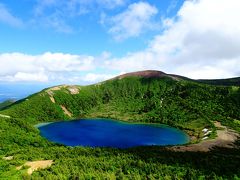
xmin=49 ymin=96 xmax=55 ymax=103
xmin=17 ymin=160 xmax=53 ymax=175
xmin=0 ymin=114 xmax=10 ymax=118
xmin=61 ymin=105 xmax=72 ymax=117
xmin=67 ymin=86 xmax=80 ymax=94
xmin=46 ymin=86 xmax=62 ymax=96
xmin=170 ymin=122 xmax=239 ymax=152
xmin=46 ymin=85 xmax=80 ymax=103
xmin=2 ymin=156 xmax=13 ymax=160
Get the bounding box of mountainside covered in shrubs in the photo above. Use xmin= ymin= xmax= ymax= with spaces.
xmin=3 ymin=71 xmax=240 ymax=137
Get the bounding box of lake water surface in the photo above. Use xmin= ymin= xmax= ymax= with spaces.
xmin=38 ymin=119 xmax=189 ymax=148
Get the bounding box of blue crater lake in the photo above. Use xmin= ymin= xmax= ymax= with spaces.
xmin=38 ymin=119 xmax=189 ymax=148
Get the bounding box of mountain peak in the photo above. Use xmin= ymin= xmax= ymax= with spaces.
xmin=118 ymin=70 xmax=166 ymax=78
xmin=114 ymin=70 xmax=182 ymax=81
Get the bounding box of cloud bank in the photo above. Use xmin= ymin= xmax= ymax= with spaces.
xmin=0 ymin=52 xmax=95 ymax=82
xmin=105 ymin=0 xmax=240 ymax=79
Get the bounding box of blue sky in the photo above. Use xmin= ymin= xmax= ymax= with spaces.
xmin=0 ymin=0 xmax=240 ymax=87
xmin=0 ymin=0 xmax=183 ymax=56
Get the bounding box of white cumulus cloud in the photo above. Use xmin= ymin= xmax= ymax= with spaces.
xmin=108 ymin=1 xmax=158 ymax=41
xmin=0 ymin=52 xmax=95 ymax=82
xmin=82 ymin=73 xmax=116 ymax=82
xmin=104 ymin=0 xmax=240 ymax=79
xmin=0 ymin=72 xmax=48 ymax=82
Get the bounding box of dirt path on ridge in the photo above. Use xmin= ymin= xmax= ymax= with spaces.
xmin=61 ymin=105 xmax=72 ymax=117
xmin=169 ymin=121 xmax=239 ymax=152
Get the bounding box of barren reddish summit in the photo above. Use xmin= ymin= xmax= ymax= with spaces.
xmin=114 ymin=70 xmax=182 ymax=80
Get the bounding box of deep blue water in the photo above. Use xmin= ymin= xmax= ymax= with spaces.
xmin=38 ymin=119 xmax=189 ymax=148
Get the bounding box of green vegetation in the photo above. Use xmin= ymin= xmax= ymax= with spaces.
xmin=0 ymin=74 xmax=240 ymax=178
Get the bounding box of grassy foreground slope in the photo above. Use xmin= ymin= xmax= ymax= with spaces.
xmin=0 ymin=70 xmax=240 ymax=179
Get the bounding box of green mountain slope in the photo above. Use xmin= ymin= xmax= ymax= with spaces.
xmin=2 ymin=70 xmax=240 ymax=136
xmin=0 ymin=70 xmax=240 ymax=179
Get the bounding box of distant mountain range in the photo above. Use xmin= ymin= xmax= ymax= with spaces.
xmin=113 ymin=70 xmax=240 ymax=86
xmin=198 ymin=77 xmax=240 ymax=86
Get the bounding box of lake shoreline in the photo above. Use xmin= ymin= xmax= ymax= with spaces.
xmin=35 ymin=122 xmax=54 ymax=128
xmin=37 ymin=118 xmax=189 ymax=148
xmin=34 ymin=119 xmax=239 ymax=151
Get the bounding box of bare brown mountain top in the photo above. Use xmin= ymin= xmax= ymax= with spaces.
xmin=114 ymin=70 xmax=184 ymax=81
